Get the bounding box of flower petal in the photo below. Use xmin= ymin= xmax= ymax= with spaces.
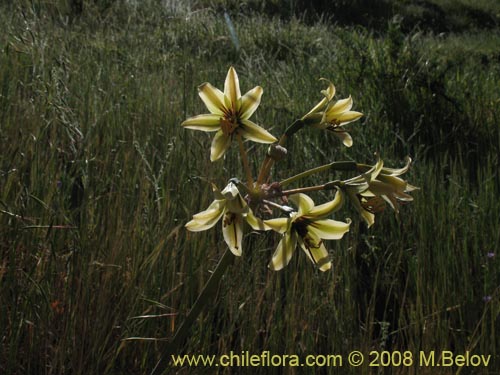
xmin=239 ymin=86 xmax=263 ymax=120
xmin=246 ymin=209 xmax=270 ymax=231
xmin=222 ymin=212 xmax=244 ymax=256
xmin=382 ymin=194 xmax=399 ymax=213
xmin=226 ymin=193 xmax=249 ymax=214
xmin=346 ymin=190 xmax=375 ymax=227
xmin=290 ymin=193 xmax=315 ymax=216
xmin=320 ymin=78 xmax=336 ymax=101
xmin=221 ymin=182 xmax=239 ymax=199
xmin=380 ymin=156 xmax=412 ymax=176
xmin=306 ymin=189 xmax=344 ymax=218
xmin=239 ymin=119 xmax=277 ymax=144
xmin=198 ymin=83 xmax=225 ymax=115
xmin=369 ymin=180 xmax=397 ymax=196
xmin=297 ymin=230 xmax=331 ymax=271
xmin=332 ymin=130 xmax=353 ymax=147
xmin=268 ymin=232 xmax=297 ymax=271
xmin=405 ymin=183 xmax=419 ymax=192
xmin=182 ymin=114 xmax=222 ymax=132
xmin=224 ymin=66 xmax=241 ymax=112
xmin=185 ymin=200 xmax=225 ymax=231
xmin=264 ymin=217 xmax=291 ymax=234
xmin=324 ymin=96 xmax=353 ymax=121
xmin=377 ymin=175 xmax=408 ymax=192
xmin=303 ymin=79 xmax=335 ymax=118
xmin=336 ymin=111 xmax=363 ymax=125
xmin=363 ymin=157 xmax=384 ymax=183
xmin=309 ymin=219 xmax=350 ymax=240
xmin=210 ymin=130 xmax=232 ymax=161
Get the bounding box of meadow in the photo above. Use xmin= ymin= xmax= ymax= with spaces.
xmin=1 ymin=0 xmax=499 ymax=374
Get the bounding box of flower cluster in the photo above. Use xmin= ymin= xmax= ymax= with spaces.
xmin=182 ymin=67 xmax=417 ymax=272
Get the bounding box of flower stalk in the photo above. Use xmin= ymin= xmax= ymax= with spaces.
xmin=236 ymin=133 xmax=255 ymax=189
xmin=280 ymin=161 xmax=357 ymax=187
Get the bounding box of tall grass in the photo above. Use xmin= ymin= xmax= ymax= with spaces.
xmin=1 ymin=1 xmax=499 ymax=374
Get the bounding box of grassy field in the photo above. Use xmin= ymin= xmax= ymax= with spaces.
xmin=1 ymin=0 xmax=499 ymax=374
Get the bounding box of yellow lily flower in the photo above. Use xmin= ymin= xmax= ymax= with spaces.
xmin=182 ymin=66 xmax=277 ymax=161
xmin=318 ymin=95 xmax=363 ymax=147
xmin=264 ymin=190 xmax=350 ymax=272
xmin=360 ymin=157 xmax=418 ymax=214
xmin=343 ymin=157 xmax=384 ymax=227
xmin=301 ymin=78 xmax=336 ymax=123
xmin=185 ymin=182 xmax=265 ymax=256
xmin=301 ymin=79 xmax=363 ymax=147
xmin=345 ymin=157 xmax=417 ymax=227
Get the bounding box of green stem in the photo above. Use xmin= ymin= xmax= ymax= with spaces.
xmin=279 ymin=161 xmax=357 ymax=187
xmin=256 ymin=119 xmax=304 ymax=185
xmin=282 ymin=118 xmax=305 ymax=139
xmin=151 ymin=249 xmax=234 ymax=375
xmin=270 ymin=180 xmax=341 ymax=198
xmin=236 ymin=133 xmax=254 ymax=190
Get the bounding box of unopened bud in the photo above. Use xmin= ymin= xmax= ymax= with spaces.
xmin=267 ymin=144 xmax=288 ymax=161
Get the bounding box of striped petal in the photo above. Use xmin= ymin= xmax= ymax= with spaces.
xmin=264 ymin=217 xmax=290 ymax=234
xmin=346 ymin=190 xmax=375 ymax=227
xmin=222 ymin=212 xmax=243 ymax=256
xmin=210 ymin=130 xmax=231 ymax=161
xmin=246 ymin=209 xmax=270 ymax=231
xmin=297 ymin=230 xmax=331 ymax=272
xmin=182 ymin=114 xmax=222 ymax=132
xmin=185 ymin=200 xmax=225 ymax=231
xmin=268 ymin=232 xmax=297 ymax=271
xmin=377 ymin=175 xmax=409 ymax=192
xmin=290 ymin=193 xmax=315 ymax=216
xmin=320 ymin=78 xmax=336 ymax=101
xmin=198 ymin=83 xmax=225 ymax=115
xmin=380 ymin=157 xmax=412 ymax=176
xmin=306 ymin=189 xmax=344 ymax=218
xmin=336 ymin=110 xmax=363 ymax=125
xmin=239 ymin=119 xmax=277 ymax=144
xmin=224 ymin=66 xmax=241 ymax=112
xmin=327 ymin=96 xmax=353 ymax=115
xmin=239 ymin=86 xmax=263 ymax=120
xmin=303 ymin=79 xmax=336 ymax=118
xmin=309 ymin=219 xmax=350 ymax=240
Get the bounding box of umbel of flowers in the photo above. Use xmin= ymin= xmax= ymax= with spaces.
xmin=151 ymin=66 xmax=418 ymax=374
xmin=182 ymin=66 xmax=417 ymax=272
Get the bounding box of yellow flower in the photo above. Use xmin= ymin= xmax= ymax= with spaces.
xmin=301 ymin=78 xmax=336 ymax=123
xmin=345 ymin=157 xmax=417 ymax=227
xmin=360 ymin=157 xmax=418 ymax=214
xmin=318 ymin=96 xmax=363 ymax=147
xmin=185 ymin=182 xmax=265 ymax=256
xmin=343 ymin=157 xmax=384 ymax=227
xmin=182 ymin=66 xmax=277 ymax=161
xmin=264 ymin=190 xmax=350 ymax=272
xmin=301 ymin=79 xmax=363 ymax=147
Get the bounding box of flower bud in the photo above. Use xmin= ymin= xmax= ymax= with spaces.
xmin=267 ymin=144 xmax=288 ymax=161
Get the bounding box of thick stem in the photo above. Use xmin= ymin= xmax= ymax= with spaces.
xmin=151 ymin=249 xmax=234 ymax=375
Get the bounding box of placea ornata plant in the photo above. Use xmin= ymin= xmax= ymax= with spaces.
xmin=183 ymin=66 xmax=417 ymax=272
xmin=151 ymin=67 xmax=417 ymax=373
